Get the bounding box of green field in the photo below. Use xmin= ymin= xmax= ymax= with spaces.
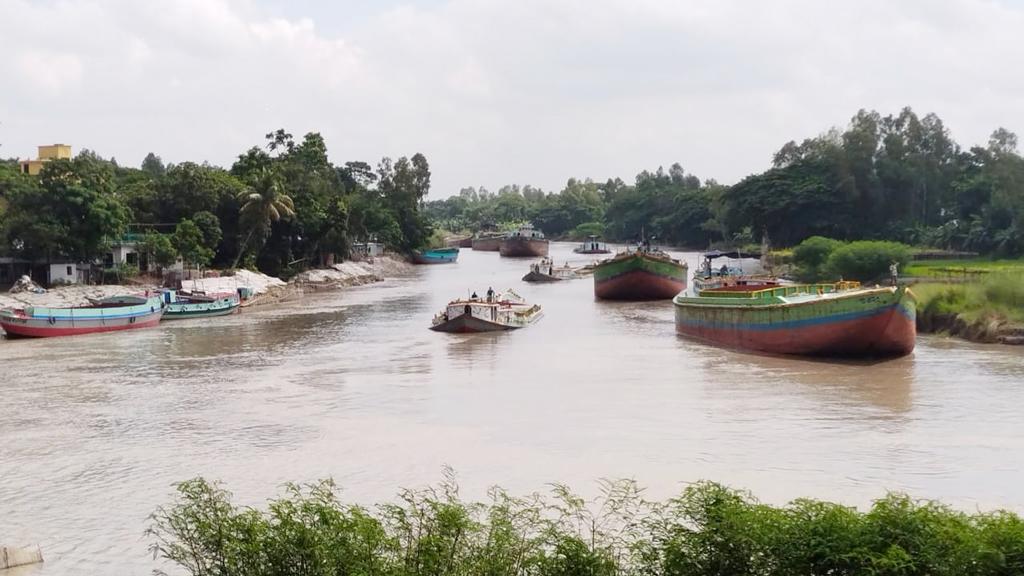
xmin=905 ymin=258 xmax=1024 ymax=279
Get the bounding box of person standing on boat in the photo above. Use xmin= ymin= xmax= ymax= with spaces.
xmin=486 ymin=287 xmax=494 ymax=302
xmin=890 ymin=261 xmax=899 ymax=286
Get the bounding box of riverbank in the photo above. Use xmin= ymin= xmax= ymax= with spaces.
xmin=0 ymin=256 xmax=414 ymax=311
xmin=914 ymin=277 xmax=1024 ymax=345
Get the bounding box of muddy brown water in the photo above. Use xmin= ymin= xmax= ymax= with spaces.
xmin=2 ymin=242 xmax=1023 ymax=574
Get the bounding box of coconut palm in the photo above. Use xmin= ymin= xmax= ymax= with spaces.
xmin=233 ymin=166 xmax=295 ymax=268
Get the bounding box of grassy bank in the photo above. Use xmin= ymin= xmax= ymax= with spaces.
xmin=149 ymin=476 xmax=1024 ymax=576
xmin=914 ymin=273 xmax=1024 ymax=343
xmin=905 ymin=258 xmax=1024 ymax=280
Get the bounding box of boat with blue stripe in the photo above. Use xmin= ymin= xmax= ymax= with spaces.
xmin=0 ymin=294 xmax=165 ymax=338
xmin=162 ymin=290 xmax=241 ymax=319
xmin=411 ymin=247 xmax=460 ymax=264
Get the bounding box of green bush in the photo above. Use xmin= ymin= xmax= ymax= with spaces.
xmin=149 ymin=476 xmax=1024 ymax=576
xmin=793 ymin=236 xmax=845 ymax=281
xmin=825 ymin=240 xmax=912 ymax=282
xmin=567 ymin=221 xmax=605 ymax=240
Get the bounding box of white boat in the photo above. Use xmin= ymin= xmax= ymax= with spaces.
xmin=430 ymin=289 xmax=543 ymax=332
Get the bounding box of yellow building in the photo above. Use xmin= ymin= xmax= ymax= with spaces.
xmin=19 ymin=144 xmax=72 ymax=175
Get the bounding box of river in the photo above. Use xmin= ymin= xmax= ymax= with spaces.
xmin=2 ymin=242 xmax=1023 ymax=574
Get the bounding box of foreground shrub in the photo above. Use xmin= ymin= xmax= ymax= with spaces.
xmin=793 ymin=236 xmax=845 ymax=281
xmin=826 ymin=240 xmax=912 ymax=282
xmin=149 ymin=476 xmax=1024 ymax=576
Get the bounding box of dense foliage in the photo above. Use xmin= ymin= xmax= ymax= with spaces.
xmin=149 ymin=475 xmax=1024 ymax=576
xmin=792 ymin=237 xmax=912 ymax=282
xmin=0 ymin=131 xmax=432 ymax=278
xmin=429 ymin=107 xmax=1024 ymax=255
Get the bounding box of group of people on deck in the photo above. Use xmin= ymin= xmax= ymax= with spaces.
xmin=470 ymin=287 xmax=496 ymax=303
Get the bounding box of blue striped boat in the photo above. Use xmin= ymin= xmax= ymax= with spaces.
xmin=412 ymin=248 xmax=459 ymax=264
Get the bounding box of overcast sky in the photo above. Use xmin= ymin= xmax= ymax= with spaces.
xmin=2 ymin=0 xmax=1023 ymax=197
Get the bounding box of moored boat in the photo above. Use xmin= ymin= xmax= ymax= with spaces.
xmin=573 ymin=235 xmax=610 ymax=254
xmin=445 ymin=235 xmax=473 ymax=248
xmin=499 ymin=224 xmax=549 ymax=257
xmin=430 ymin=289 xmax=543 ymax=333
xmin=522 ymin=257 xmax=579 ymax=282
xmin=0 ymin=294 xmax=165 ymax=338
xmin=593 ymin=246 xmax=687 ymax=300
xmin=471 ymin=233 xmax=503 ymax=251
xmin=162 ymin=290 xmax=240 ymax=320
xmin=693 ymin=250 xmax=778 ymax=294
xmin=412 ymin=247 xmax=460 ymax=264
xmin=673 ymin=282 xmax=916 ymax=357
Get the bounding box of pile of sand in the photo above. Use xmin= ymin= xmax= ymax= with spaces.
xmin=181 ymin=269 xmax=286 ymax=295
xmin=292 ymin=261 xmax=380 ymax=287
xmin=0 ymin=284 xmax=154 ymax=310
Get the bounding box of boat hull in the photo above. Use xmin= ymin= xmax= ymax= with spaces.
xmin=429 ymin=313 xmax=521 ymax=333
xmin=0 ymin=296 xmax=165 ymax=338
xmin=574 ymin=249 xmax=611 ymax=254
xmin=412 ymin=249 xmax=459 ymax=264
xmin=499 ymin=237 xmax=549 ymax=257
xmin=164 ymin=300 xmax=240 ymax=319
xmin=673 ymin=286 xmax=916 ymax=357
xmin=522 ymin=271 xmax=562 ymax=283
xmin=471 ymin=237 xmax=501 ymax=251
xmin=593 ymin=254 xmax=687 ymax=300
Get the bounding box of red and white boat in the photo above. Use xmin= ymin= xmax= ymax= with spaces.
xmin=0 ymin=294 xmax=165 ymax=338
xmin=430 ymin=289 xmax=543 ymax=333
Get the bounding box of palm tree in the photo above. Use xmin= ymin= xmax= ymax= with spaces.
xmin=233 ymin=166 xmax=295 ymax=268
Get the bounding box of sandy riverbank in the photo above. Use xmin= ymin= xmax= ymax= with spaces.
xmin=0 ymin=256 xmax=414 ymax=311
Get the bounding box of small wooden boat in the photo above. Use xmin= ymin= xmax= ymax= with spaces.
xmin=471 ymin=233 xmax=503 ymax=251
xmin=573 ymin=235 xmax=610 ymax=254
xmin=693 ymin=250 xmax=777 ymax=294
xmin=593 ymin=244 xmax=687 ymax=300
xmin=0 ymin=294 xmax=165 ymax=338
xmin=673 ymin=282 xmax=916 ymax=357
xmin=430 ymin=289 xmax=543 ymax=332
xmin=412 ymin=247 xmax=460 ymax=264
xmin=499 ymin=224 xmax=549 ymax=257
xmin=162 ymin=290 xmax=240 ymax=319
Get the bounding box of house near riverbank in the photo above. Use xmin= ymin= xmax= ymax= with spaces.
xmin=0 ymin=257 xmax=88 ymax=288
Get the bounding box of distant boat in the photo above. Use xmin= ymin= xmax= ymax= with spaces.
xmin=593 ymin=244 xmax=687 ymax=300
xmin=445 ymin=235 xmax=473 ymax=248
xmin=0 ymin=294 xmax=165 ymax=338
xmin=430 ymin=289 xmax=543 ymax=333
xmin=673 ymin=282 xmax=916 ymax=357
xmin=522 ymin=257 xmax=590 ymax=282
xmin=162 ymin=290 xmax=240 ymax=320
xmin=412 ymin=247 xmax=460 ymax=264
xmin=693 ymin=250 xmax=778 ymax=294
xmin=471 ymin=233 xmax=503 ymax=251
xmin=573 ymin=235 xmax=610 ymax=254
xmin=499 ymin=224 xmax=549 ymax=257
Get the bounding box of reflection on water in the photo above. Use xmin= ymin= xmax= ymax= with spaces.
xmin=2 ymin=243 xmax=1024 ymax=574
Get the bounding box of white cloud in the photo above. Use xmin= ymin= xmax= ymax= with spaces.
xmin=2 ymin=0 xmax=1024 ymax=195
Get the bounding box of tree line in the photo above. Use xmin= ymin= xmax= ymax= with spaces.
xmin=428 ymin=107 xmax=1024 ymax=255
xmin=0 ymin=130 xmax=433 ymax=278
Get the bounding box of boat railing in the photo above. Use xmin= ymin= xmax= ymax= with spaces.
xmin=706 ymin=281 xmax=862 ymax=300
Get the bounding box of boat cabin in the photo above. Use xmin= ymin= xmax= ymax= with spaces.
xmin=506 ymin=224 xmax=545 ymax=239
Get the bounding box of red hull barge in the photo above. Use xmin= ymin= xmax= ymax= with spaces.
xmin=673 ymin=283 xmax=916 ymax=357
xmin=593 ymin=250 xmax=687 ymax=300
